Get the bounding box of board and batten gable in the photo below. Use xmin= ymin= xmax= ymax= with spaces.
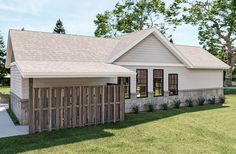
xmin=115 ymin=34 xmax=182 ymax=64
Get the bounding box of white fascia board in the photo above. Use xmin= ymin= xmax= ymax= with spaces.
xmin=114 ymin=62 xmax=185 ymax=67
xmin=21 ymin=72 xmax=136 ymax=78
xmin=5 ymin=32 xmax=12 ymax=68
xmin=152 ymin=29 xmax=194 ymax=68
xmin=107 ymin=29 xmax=155 ymax=63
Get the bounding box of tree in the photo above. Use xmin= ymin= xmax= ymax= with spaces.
xmin=0 ymin=32 xmax=7 ymax=82
xmin=94 ymin=0 xmax=175 ymax=39
xmin=53 ymin=19 xmax=66 ymax=34
xmin=167 ymin=0 xmax=236 ymax=86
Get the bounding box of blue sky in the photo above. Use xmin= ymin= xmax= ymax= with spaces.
xmin=0 ymin=0 xmax=199 ymax=45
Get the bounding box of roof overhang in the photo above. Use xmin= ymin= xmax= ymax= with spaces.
xmin=14 ymin=61 xmax=136 ymax=78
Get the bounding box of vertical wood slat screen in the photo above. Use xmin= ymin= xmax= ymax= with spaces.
xmin=29 ymin=85 xmax=125 ymax=133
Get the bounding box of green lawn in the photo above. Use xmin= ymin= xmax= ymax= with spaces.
xmin=1 ymin=95 xmax=236 ymax=154
xmin=0 ymin=86 xmax=10 ymax=95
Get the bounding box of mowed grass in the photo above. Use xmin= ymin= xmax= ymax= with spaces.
xmin=0 ymin=86 xmax=10 ymax=95
xmin=1 ymin=95 xmax=236 ymax=154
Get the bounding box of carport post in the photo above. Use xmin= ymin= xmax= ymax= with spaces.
xmin=28 ymin=78 xmax=34 ymax=133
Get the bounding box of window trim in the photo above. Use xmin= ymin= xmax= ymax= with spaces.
xmin=136 ymin=69 xmax=148 ymax=98
xmin=118 ymin=77 xmax=131 ymax=99
xmin=153 ymin=69 xmax=164 ymax=97
xmin=168 ymin=73 xmax=178 ymax=96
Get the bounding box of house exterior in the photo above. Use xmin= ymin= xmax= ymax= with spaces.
xmin=5 ymin=27 xmax=229 ymax=127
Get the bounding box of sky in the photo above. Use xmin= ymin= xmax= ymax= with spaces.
xmin=0 ymin=0 xmax=199 ymax=46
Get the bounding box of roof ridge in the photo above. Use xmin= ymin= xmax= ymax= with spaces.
xmin=113 ymin=27 xmax=155 ymax=39
xmin=9 ymin=29 xmax=119 ymax=41
xmin=175 ymin=44 xmax=202 ymax=48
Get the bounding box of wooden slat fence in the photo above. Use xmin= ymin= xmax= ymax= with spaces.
xmin=29 ymin=85 xmax=125 ymax=133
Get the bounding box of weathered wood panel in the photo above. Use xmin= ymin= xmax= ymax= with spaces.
xmin=29 ymin=85 xmax=125 ymax=133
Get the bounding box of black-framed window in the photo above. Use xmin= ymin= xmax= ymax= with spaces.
xmin=118 ymin=77 xmax=130 ymax=99
xmin=168 ymin=74 xmax=178 ymax=96
xmin=136 ymin=69 xmax=148 ymax=98
xmin=153 ymin=69 xmax=164 ymax=97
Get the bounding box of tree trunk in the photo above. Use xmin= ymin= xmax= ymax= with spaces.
xmin=225 ymin=53 xmax=235 ymax=86
xmin=225 ymin=68 xmax=232 ymax=86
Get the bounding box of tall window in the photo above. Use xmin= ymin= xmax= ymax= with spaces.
xmin=168 ymin=74 xmax=178 ymax=96
xmin=136 ymin=69 xmax=148 ymax=98
xmin=118 ymin=77 xmax=130 ymax=99
xmin=153 ymin=69 xmax=164 ymax=97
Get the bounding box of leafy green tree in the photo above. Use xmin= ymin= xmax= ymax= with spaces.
xmin=0 ymin=32 xmax=8 ymax=82
xmin=94 ymin=0 xmax=174 ymax=39
xmin=53 ymin=19 xmax=66 ymax=34
xmin=167 ymin=0 xmax=236 ymax=85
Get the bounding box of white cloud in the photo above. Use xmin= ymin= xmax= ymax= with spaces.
xmin=0 ymin=0 xmax=52 ymax=14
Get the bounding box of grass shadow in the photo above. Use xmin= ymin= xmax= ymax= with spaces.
xmin=0 ymin=103 xmax=228 ymax=153
xmin=109 ymin=103 xmax=229 ymax=129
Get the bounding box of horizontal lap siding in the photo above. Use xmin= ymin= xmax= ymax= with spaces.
xmin=124 ymin=66 xmax=223 ymax=93
xmin=23 ymin=77 xmax=117 ymax=99
xmin=10 ymin=65 xmax=23 ymax=98
xmin=33 ymin=78 xmax=117 ymax=87
xmin=115 ymin=34 xmax=181 ymax=64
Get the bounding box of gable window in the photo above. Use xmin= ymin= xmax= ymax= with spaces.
xmin=118 ymin=77 xmax=130 ymax=99
xmin=136 ymin=69 xmax=148 ymax=98
xmin=168 ymin=74 xmax=178 ymax=96
xmin=153 ymin=69 xmax=164 ymax=97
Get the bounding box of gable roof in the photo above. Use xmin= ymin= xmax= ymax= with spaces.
xmin=5 ymin=27 xmax=229 ymax=78
xmin=109 ymin=27 xmax=193 ymax=68
xmin=175 ymin=45 xmax=229 ymax=69
xmin=7 ymin=29 xmax=119 ymax=63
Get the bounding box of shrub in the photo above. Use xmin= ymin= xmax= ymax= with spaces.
xmin=132 ymin=105 xmax=140 ymax=114
xmin=208 ymin=97 xmax=216 ymax=104
xmin=196 ymin=97 xmax=205 ymax=106
xmin=173 ymin=99 xmax=181 ymax=109
xmin=185 ymin=98 xmax=193 ymax=107
xmin=160 ymin=103 xmax=168 ymax=110
xmin=145 ymin=102 xmax=156 ymax=112
xmin=219 ymin=96 xmax=225 ymax=104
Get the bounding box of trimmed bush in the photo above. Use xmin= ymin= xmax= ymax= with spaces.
xmin=173 ymin=99 xmax=181 ymax=109
xmin=219 ymin=96 xmax=225 ymax=104
xmin=145 ymin=102 xmax=156 ymax=112
xmin=160 ymin=103 xmax=168 ymax=110
xmin=208 ymin=97 xmax=216 ymax=104
xmin=185 ymin=98 xmax=193 ymax=107
xmin=132 ymin=105 xmax=140 ymax=114
xmin=196 ymin=97 xmax=205 ymax=106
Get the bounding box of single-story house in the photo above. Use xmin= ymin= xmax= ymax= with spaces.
xmin=5 ymin=27 xmax=229 ymax=132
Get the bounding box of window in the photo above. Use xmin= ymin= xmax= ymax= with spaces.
xmin=168 ymin=74 xmax=178 ymax=96
xmin=153 ymin=69 xmax=164 ymax=97
xmin=118 ymin=77 xmax=130 ymax=99
xmin=136 ymin=69 xmax=148 ymax=98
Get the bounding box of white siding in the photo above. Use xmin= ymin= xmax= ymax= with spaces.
xmin=10 ymin=65 xmax=29 ymax=99
xmin=115 ymin=34 xmax=181 ymax=64
xmin=124 ymin=66 xmax=223 ymax=93
xmin=22 ymin=77 xmax=117 ymax=99
xmin=10 ymin=65 xmax=23 ymax=98
xmin=33 ymin=78 xmax=117 ymax=87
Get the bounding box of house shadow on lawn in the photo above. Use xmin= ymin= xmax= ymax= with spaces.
xmin=0 ymin=104 xmax=228 ymax=153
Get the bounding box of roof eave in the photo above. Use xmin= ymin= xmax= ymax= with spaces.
xmin=21 ymin=72 xmax=136 ymax=78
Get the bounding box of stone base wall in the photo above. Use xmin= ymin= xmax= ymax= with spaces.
xmin=10 ymin=92 xmax=29 ymax=125
xmin=125 ymin=88 xmax=224 ymax=113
